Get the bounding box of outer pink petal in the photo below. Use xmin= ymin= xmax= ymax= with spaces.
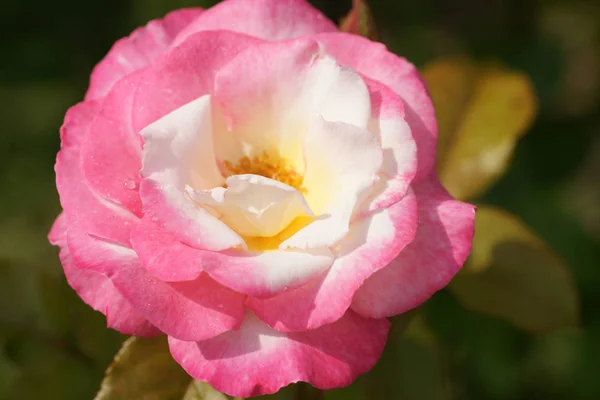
xmin=130 ymin=217 xmax=204 ymax=282
xmin=351 ymin=176 xmax=476 ymax=318
xmin=66 ymin=220 xmax=246 ymax=342
xmin=81 ymin=71 xmax=145 ymax=217
xmin=172 ymin=0 xmax=337 ymax=46
xmin=110 ymin=265 xmax=247 ymax=342
xmin=54 ymin=97 xmax=244 ymax=340
xmin=85 ymin=8 xmax=204 ymax=101
xmin=56 ymin=101 xmax=136 ymax=247
xmin=132 ymin=30 xmax=264 ymax=133
xmin=49 ymin=215 xmax=158 ymax=336
xmin=247 ymin=191 xmax=417 ymax=332
xmin=168 ymin=310 xmax=390 ymax=398
xmin=316 ymin=33 xmax=437 ymax=181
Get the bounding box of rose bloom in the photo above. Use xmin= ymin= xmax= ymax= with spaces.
xmin=49 ymin=0 xmax=475 ymax=397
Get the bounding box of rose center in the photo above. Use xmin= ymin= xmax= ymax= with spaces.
xmin=223 ymin=151 xmax=306 ymax=194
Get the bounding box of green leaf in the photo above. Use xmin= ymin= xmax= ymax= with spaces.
xmin=183 ymin=380 xmax=240 ymax=400
xmin=366 ymin=316 xmax=450 ymax=400
xmin=450 ymin=206 xmax=580 ymax=333
xmin=2 ymin=330 xmax=100 ymax=400
xmin=326 ymin=313 xmax=449 ymax=400
xmin=95 ymin=336 xmax=191 ymax=400
xmin=422 ymin=59 xmax=538 ymax=201
xmin=339 ymin=0 xmax=379 ymax=41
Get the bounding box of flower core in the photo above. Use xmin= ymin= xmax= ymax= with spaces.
xmin=223 ymin=152 xmax=306 ymax=194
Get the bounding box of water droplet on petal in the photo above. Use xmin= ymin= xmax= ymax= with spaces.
xmin=123 ymin=180 xmax=137 ymax=190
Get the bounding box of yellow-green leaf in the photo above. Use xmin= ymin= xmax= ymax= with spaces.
xmin=95 ymin=336 xmax=191 ymax=400
xmin=450 ymin=206 xmax=579 ymax=333
xmin=339 ymin=0 xmax=379 ymax=41
xmin=183 ymin=380 xmax=241 ymax=400
xmin=423 ymin=59 xmax=537 ymax=201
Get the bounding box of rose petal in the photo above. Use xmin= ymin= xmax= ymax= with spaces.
xmin=248 ymin=190 xmax=418 ymax=331
xmin=359 ymin=77 xmax=418 ymax=215
xmin=172 ymin=0 xmax=337 ymax=46
xmin=132 ymin=30 xmax=264 ymax=134
xmin=64 ymin=219 xmax=245 ymax=342
xmin=187 ymin=174 xmax=313 ymax=238
xmin=110 ymin=265 xmax=247 ymax=341
xmin=56 ymin=101 xmax=137 ymax=247
xmin=57 ymin=98 xmax=246 ymax=340
xmin=316 ymin=32 xmax=437 ymax=181
xmin=213 ymin=37 xmax=370 ymax=171
xmin=81 ymin=71 xmax=145 ymax=216
xmin=132 ymin=203 xmax=333 ymax=295
xmin=131 ymin=217 xmax=205 ymax=282
xmin=49 ymin=214 xmax=158 ymax=336
xmin=280 ymin=118 xmax=382 ymax=250
xmin=168 ymin=310 xmax=390 ymax=398
xmin=351 ymin=176 xmax=476 ymax=318
xmin=200 ymin=246 xmax=334 ymax=299
xmin=86 ymin=8 xmax=204 ymax=100
xmin=140 ymin=95 xmax=244 ymax=251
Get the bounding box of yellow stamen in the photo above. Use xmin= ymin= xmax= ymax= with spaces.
xmin=223 ymin=151 xmax=306 ymax=194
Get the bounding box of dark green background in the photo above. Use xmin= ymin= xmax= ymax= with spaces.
xmin=1 ymin=0 xmax=599 ymax=399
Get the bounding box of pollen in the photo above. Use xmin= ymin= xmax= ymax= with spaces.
xmin=223 ymin=151 xmax=306 ymax=194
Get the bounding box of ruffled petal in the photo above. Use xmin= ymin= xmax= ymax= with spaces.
xmin=132 ymin=30 xmax=264 ymax=134
xmin=358 ymin=77 xmax=418 ymax=215
xmin=86 ymin=8 xmax=204 ymax=100
xmin=200 ymin=246 xmax=334 ymax=299
xmin=56 ymin=101 xmax=136 ymax=248
xmin=172 ymin=0 xmax=336 ymax=46
xmin=55 ymin=94 xmax=244 ymax=341
xmin=49 ymin=215 xmax=158 ymax=336
xmin=131 ymin=217 xmax=204 ymax=282
xmin=140 ymin=95 xmax=244 ymax=251
xmin=168 ymin=310 xmax=390 ymax=398
xmin=247 ymin=191 xmax=417 ymax=331
xmin=280 ymin=118 xmax=382 ymax=250
xmin=213 ymin=37 xmax=370 ymax=171
xmin=132 ymin=208 xmax=333 ymax=296
xmin=187 ymin=174 xmax=312 ymax=238
xmin=81 ymin=71 xmax=145 ymax=217
xmin=110 ymin=265 xmax=247 ymax=342
xmin=351 ymin=177 xmax=476 ymax=318
xmin=315 ymin=33 xmax=437 ymax=181
xmin=64 ymin=219 xmax=245 ymax=342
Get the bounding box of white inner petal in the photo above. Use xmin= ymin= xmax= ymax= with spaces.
xmin=213 ymin=48 xmax=371 ymax=174
xmin=186 ymin=174 xmax=313 ymax=238
xmin=280 ymin=117 xmax=383 ymax=250
xmin=140 ymin=94 xmax=244 ymax=251
xmin=141 ymin=46 xmax=386 ymax=251
xmin=141 ymin=94 xmax=225 ymax=191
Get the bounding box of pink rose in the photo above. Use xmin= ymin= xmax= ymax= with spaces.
xmin=49 ymin=0 xmax=475 ymax=397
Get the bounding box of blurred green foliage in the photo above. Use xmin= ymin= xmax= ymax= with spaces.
xmin=1 ymin=0 xmax=599 ymax=399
